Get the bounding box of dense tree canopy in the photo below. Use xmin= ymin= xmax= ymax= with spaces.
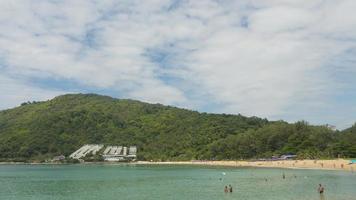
xmin=0 ymin=94 xmax=355 ymax=162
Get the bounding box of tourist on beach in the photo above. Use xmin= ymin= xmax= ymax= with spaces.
xmin=224 ymin=186 xmax=228 ymax=193
xmin=229 ymin=184 xmax=233 ymax=193
xmin=318 ymin=184 xmax=324 ymax=194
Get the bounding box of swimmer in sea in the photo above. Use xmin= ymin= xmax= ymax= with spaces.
xmin=224 ymin=186 xmax=228 ymax=193
xmin=318 ymin=184 xmax=325 ymax=200
xmin=228 ymin=184 xmax=233 ymax=193
xmin=317 ymin=184 xmax=324 ymax=194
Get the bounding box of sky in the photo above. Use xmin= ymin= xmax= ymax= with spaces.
xmin=0 ymin=0 xmax=355 ymax=129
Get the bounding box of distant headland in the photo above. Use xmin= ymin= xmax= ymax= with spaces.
xmin=0 ymin=93 xmax=355 ymax=163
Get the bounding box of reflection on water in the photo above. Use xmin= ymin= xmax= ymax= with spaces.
xmin=320 ymin=194 xmax=325 ymax=200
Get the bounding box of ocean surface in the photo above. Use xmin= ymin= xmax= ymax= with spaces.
xmin=0 ymin=164 xmax=355 ymax=200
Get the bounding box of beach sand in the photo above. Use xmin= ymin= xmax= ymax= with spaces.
xmin=137 ymin=159 xmax=355 ymax=172
xmin=1 ymin=159 xmax=354 ymax=172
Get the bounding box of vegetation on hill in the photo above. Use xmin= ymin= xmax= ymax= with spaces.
xmin=0 ymin=94 xmax=355 ymax=162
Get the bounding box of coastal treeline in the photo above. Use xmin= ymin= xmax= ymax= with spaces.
xmin=0 ymin=94 xmax=355 ymax=162
xmin=209 ymin=121 xmax=356 ymax=159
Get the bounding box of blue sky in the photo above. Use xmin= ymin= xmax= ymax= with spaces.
xmin=0 ymin=0 xmax=356 ymax=129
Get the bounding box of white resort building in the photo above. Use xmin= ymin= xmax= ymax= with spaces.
xmin=69 ymin=144 xmax=137 ymax=161
xmin=102 ymin=146 xmax=137 ymax=161
xmin=69 ymin=144 xmax=104 ymax=159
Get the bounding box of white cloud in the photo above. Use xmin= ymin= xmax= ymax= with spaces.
xmin=0 ymin=75 xmax=64 ymax=110
xmin=0 ymin=0 xmax=355 ymax=128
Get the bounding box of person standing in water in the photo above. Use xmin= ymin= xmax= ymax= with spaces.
xmin=224 ymin=186 xmax=229 ymax=193
xmin=282 ymin=173 xmax=285 ymax=179
xmin=318 ymin=184 xmax=324 ymax=194
xmin=318 ymin=184 xmax=325 ymax=200
xmin=228 ymin=185 xmax=233 ymax=193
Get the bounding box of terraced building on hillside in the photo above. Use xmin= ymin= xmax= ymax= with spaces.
xmin=69 ymin=144 xmax=137 ymax=161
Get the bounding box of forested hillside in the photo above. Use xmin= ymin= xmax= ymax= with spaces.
xmin=0 ymin=94 xmax=355 ymax=162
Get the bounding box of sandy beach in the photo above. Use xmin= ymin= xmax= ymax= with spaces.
xmin=1 ymin=159 xmax=354 ymax=172
xmin=137 ymin=159 xmax=355 ymax=172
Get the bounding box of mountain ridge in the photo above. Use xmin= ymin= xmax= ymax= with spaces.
xmin=0 ymin=93 xmax=355 ymax=162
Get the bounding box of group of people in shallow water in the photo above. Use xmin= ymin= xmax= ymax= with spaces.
xmin=223 ymin=173 xmax=326 ymax=198
xmin=224 ymin=185 xmax=233 ymax=193
xmin=283 ymin=173 xmax=325 ymax=195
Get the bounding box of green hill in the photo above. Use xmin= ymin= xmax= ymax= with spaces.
xmin=0 ymin=93 xmax=355 ymax=162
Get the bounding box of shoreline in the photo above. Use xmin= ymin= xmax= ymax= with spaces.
xmin=135 ymin=159 xmax=355 ymax=172
xmin=0 ymin=159 xmax=354 ymax=172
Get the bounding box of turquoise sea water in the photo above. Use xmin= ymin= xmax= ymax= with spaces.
xmin=0 ymin=164 xmax=355 ymax=200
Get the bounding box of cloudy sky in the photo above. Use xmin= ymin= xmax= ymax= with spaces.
xmin=0 ymin=0 xmax=355 ymax=129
